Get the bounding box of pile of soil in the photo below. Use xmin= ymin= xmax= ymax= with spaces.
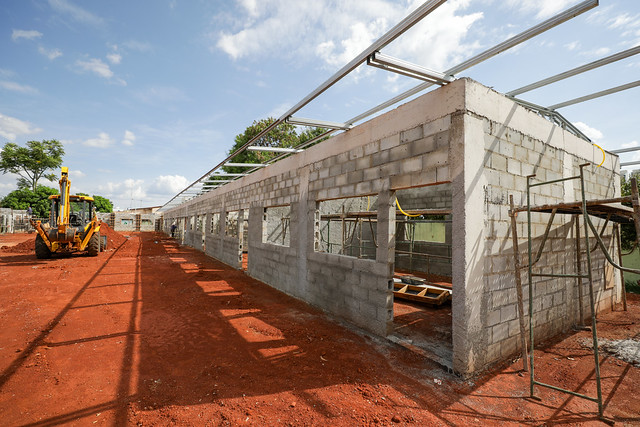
xmin=4 ymin=238 xmax=35 ymax=253
xmin=100 ymin=221 xmax=127 ymax=249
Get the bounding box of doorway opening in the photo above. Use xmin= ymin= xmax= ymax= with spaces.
xmin=392 ymin=184 xmax=453 ymax=369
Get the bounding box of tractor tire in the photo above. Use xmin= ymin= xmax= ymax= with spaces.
xmin=87 ymin=232 xmax=100 ymax=256
xmin=35 ymin=234 xmax=51 ymax=259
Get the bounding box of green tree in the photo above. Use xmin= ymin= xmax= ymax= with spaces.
xmin=620 ymin=172 xmax=640 ymax=249
xmin=0 ymin=140 xmax=65 ymax=192
xmin=92 ymin=195 xmax=113 ymax=213
xmin=76 ymin=193 xmax=114 ymax=213
xmin=0 ymin=185 xmax=58 ymax=218
xmin=205 ymin=118 xmax=327 ymax=187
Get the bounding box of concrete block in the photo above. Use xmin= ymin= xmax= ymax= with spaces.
xmin=380 ymin=134 xmax=400 ymax=151
xmin=422 ymin=147 xmax=448 ymax=168
xmin=490 ymin=153 xmax=507 ymax=171
xmin=356 ymin=156 xmax=371 ymax=170
xmin=507 ymin=158 xmax=521 ymax=176
xmin=488 ymin=309 xmax=501 ymax=327
xmin=423 ymin=115 xmax=451 ymax=137
xmin=400 ymin=125 xmax=423 ymax=144
xmin=409 ymin=135 xmax=436 ymax=156
xmin=492 ymin=323 xmax=509 ymax=343
xmin=500 ymin=304 xmax=517 ymax=322
xmin=400 ymin=157 xmax=422 ymax=174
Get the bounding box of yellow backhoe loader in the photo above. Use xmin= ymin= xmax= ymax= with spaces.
xmin=30 ymin=167 xmax=105 ymax=259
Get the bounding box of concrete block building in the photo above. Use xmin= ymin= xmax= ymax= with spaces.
xmin=162 ymin=78 xmax=622 ymax=376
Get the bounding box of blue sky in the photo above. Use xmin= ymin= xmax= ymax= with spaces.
xmin=1 ymin=0 xmax=638 ymax=211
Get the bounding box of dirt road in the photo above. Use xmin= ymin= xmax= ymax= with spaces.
xmin=1 ymin=231 xmax=639 ymax=425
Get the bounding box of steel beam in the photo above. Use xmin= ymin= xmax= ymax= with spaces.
xmin=346 ymin=0 xmax=599 ymax=125
xmin=508 ymin=45 xmax=640 ymax=96
xmin=548 ymin=79 xmax=640 ymax=110
xmin=611 ymin=146 xmax=640 ymax=154
xmin=367 ymin=51 xmax=454 ymax=84
xmin=224 ymin=162 xmax=267 ymax=168
xmin=287 ymin=116 xmax=351 ymax=130
xmin=247 ymin=146 xmax=302 ymax=153
xmin=621 ymin=160 xmax=640 ymax=167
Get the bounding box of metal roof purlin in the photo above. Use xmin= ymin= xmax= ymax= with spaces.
xmin=159 ymin=0 xmax=598 ymax=213
xmin=507 ymin=45 xmax=640 ymax=96
xmin=345 ymin=0 xmax=599 ymax=126
xmin=367 ymin=52 xmax=454 ymax=85
xmin=547 ymin=80 xmax=640 ymax=110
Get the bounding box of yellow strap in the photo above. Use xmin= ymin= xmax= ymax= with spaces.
xmin=395 ymin=198 xmax=422 ymax=217
xmin=593 ymin=143 xmax=605 ymax=167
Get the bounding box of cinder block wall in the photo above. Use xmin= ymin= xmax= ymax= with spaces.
xmin=163 ymin=78 xmax=621 ymax=375
xmin=462 ymin=82 xmax=621 ymax=371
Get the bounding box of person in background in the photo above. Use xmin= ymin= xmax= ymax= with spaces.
xmin=27 ymin=206 xmax=32 ymax=217
xmin=171 ymin=222 xmax=177 ymax=238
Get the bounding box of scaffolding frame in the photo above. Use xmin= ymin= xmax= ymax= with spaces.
xmin=510 ymin=163 xmax=640 ymax=423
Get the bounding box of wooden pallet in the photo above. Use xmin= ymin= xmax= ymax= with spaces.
xmin=393 ymin=282 xmax=451 ymax=306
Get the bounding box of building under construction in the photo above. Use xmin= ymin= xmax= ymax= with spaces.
xmin=158 ymin=5 xmax=639 ymax=422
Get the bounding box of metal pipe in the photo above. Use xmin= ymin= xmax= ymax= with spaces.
xmin=585 ymin=214 xmax=640 ymax=275
xmin=526 ymin=175 xmax=535 ymax=396
xmin=579 ymin=164 xmax=604 ymax=419
xmin=575 ymin=216 xmax=586 ymax=325
xmin=507 ymin=45 xmax=640 ymax=96
xmin=509 ymin=194 xmax=529 ymax=371
xmin=613 ymin=224 xmax=628 ymax=311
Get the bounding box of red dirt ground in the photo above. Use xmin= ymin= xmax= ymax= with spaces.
xmin=1 ymin=231 xmax=639 ymax=426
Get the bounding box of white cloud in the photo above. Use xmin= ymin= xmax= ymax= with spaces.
xmin=83 ymin=132 xmax=114 ymax=148
xmin=607 ymin=13 xmax=640 ymax=30
xmin=504 ymin=0 xmax=580 ymax=19
xmin=0 ymin=113 xmax=42 ymax=140
xmin=107 ymin=52 xmax=122 ymax=64
xmin=122 ymin=130 xmax=135 ymax=146
xmin=0 ymin=81 xmax=38 ymax=94
xmin=148 ymin=175 xmax=190 ymax=195
xmin=574 ymin=122 xmax=603 ymax=141
xmin=214 ymin=0 xmax=482 ymax=75
xmin=75 ymin=58 xmax=113 ymax=79
xmin=580 ymin=47 xmax=611 ymax=57
xmin=74 ymin=58 xmax=126 ymax=85
xmin=97 ymin=178 xmax=147 ymax=209
xmin=564 ymin=41 xmax=580 ymax=51
xmin=70 ymin=170 xmax=86 ymax=179
xmin=48 ymin=0 xmax=104 ymax=26
xmin=11 ymin=29 xmax=42 ymax=41
xmin=38 ymin=46 xmax=63 ymax=60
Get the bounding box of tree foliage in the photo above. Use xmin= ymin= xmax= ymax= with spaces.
xmin=205 ymin=117 xmax=328 ymax=187
xmin=620 ymin=172 xmax=639 ymax=249
xmin=0 ymin=140 xmax=65 ymax=192
xmin=92 ymin=195 xmax=113 ymax=213
xmin=76 ymin=193 xmax=114 ymax=213
xmin=0 ymin=185 xmax=58 ymax=218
